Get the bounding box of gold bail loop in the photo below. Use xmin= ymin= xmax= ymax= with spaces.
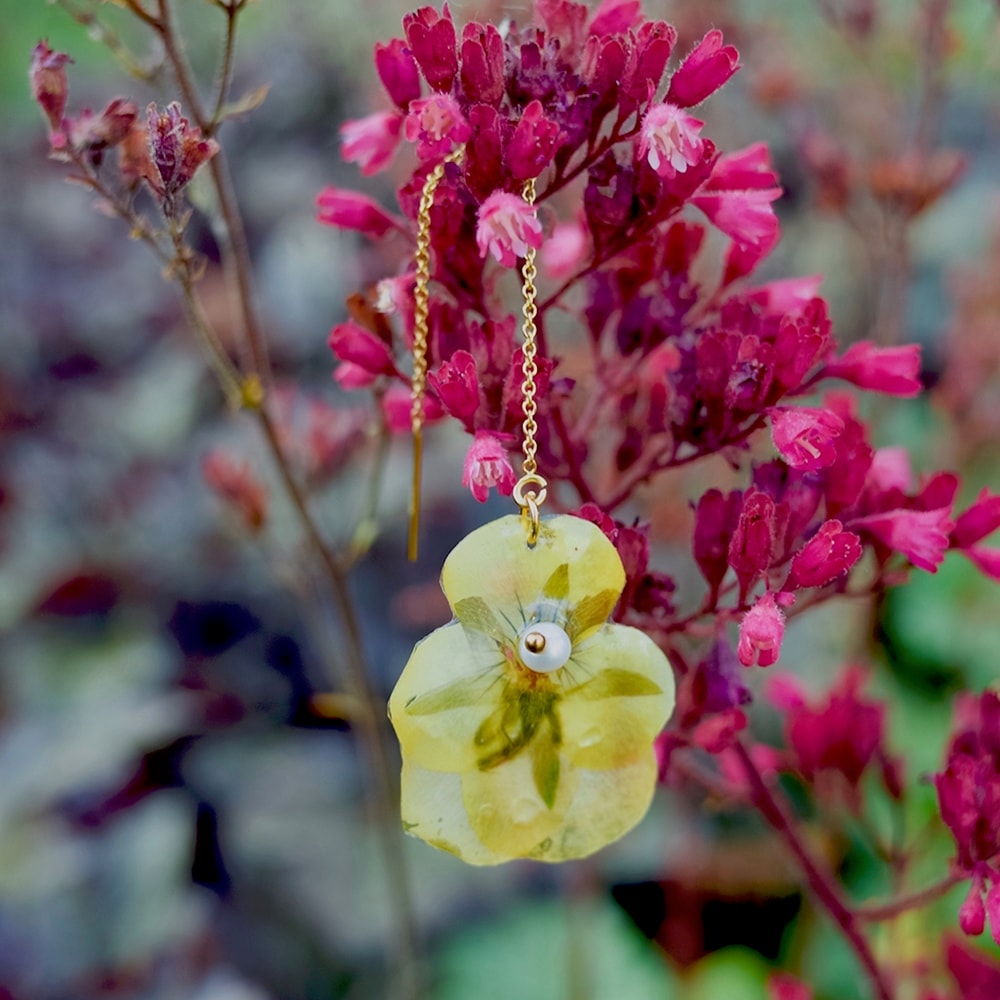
xmin=514 ymin=176 xmax=547 ymax=543
xmin=408 ymin=146 xmax=465 ymax=562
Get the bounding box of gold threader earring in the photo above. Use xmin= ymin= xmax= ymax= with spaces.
xmin=389 ymin=158 xmax=676 ymax=866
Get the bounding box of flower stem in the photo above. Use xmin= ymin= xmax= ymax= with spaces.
xmin=733 ymin=740 xmax=895 ymax=1000
xmin=857 ymin=872 xmax=963 ymax=922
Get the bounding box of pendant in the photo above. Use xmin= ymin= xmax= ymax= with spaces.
xmin=389 ymin=513 xmax=675 ymax=865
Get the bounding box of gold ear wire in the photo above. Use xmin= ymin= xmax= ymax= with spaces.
xmin=408 ymin=147 xmax=464 ymax=562
xmin=513 ymin=177 xmax=547 ymax=545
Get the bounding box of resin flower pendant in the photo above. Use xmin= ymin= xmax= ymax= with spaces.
xmin=389 ymin=514 xmax=675 ymax=865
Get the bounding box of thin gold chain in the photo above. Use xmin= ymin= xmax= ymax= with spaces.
xmin=408 ymin=147 xmax=464 ymax=562
xmin=512 ymin=177 xmax=548 ymax=544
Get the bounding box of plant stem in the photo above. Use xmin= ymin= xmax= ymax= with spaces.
xmin=145 ymin=4 xmax=422 ymax=994
xmin=857 ymin=872 xmax=963 ymax=922
xmin=733 ymin=740 xmax=895 ymax=1000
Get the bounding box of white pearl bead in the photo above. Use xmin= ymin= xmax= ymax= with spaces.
xmin=518 ymin=621 xmax=572 ymax=673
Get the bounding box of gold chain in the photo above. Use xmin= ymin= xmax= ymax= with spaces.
xmin=408 ymin=147 xmax=464 ymax=562
xmin=512 ymin=177 xmax=548 ymax=545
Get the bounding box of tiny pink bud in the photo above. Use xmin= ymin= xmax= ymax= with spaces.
xmin=666 ymin=28 xmax=741 ymax=108
xmin=403 ymin=5 xmax=458 ymax=92
xmin=328 ymin=321 xmax=397 ymax=377
xmin=693 ymin=187 xmax=782 ymax=250
xmin=787 ymin=519 xmax=862 ymax=589
xmin=30 ymin=41 xmax=72 ymax=137
xmin=506 ymin=100 xmax=563 ymax=180
xmin=374 ymin=38 xmax=422 ymax=108
xmin=960 ymin=879 xmax=986 ymax=936
xmin=462 ymin=431 xmax=516 ymax=503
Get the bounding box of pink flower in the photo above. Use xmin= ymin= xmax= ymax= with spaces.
xmin=693 ymin=187 xmax=782 ymax=249
xmin=403 ymin=5 xmax=458 ymax=92
xmin=403 ymin=93 xmax=471 ymax=161
xmin=707 ymin=142 xmax=779 ymax=191
xmin=30 ymin=41 xmax=72 ymax=138
xmin=460 ymin=22 xmax=506 ymax=105
xmin=476 ymin=191 xmax=543 ymax=267
xmin=785 ymin=666 xmax=886 ymax=790
xmin=428 ymin=350 xmax=480 ymax=423
xmin=666 ymin=28 xmax=741 ymax=107
xmin=728 ymin=489 xmax=778 ymax=600
xmin=340 ymin=110 xmax=402 ymax=176
xmin=787 ymin=519 xmax=863 ymax=589
xmin=868 ymin=446 xmax=913 ymax=494
xmin=202 ymin=451 xmax=269 ymax=533
xmin=374 ymin=38 xmax=422 ymax=108
xmin=637 ymin=103 xmax=705 ymax=179
xmin=540 ymin=220 xmax=589 ymax=280
xmin=381 ymin=384 xmax=443 ymax=433
xmin=961 ymin=876 xmax=987 ymax=937
xmin=851 ymin=506 xmax=955 ymax=573
xmin=315 ymin=187 xmax=400 ymax=238
xmin=769 ymin=406 xmax=844 ymax=471
xmin=462 ymin=431 xmax=516 ymax=503
xmin=768 ymin=974 xmax=813 ymax=1000
xmin=328 ymin=320 xmax=398 ymax=377
xmin=952 ymin=489 xmax=1000 ymax=549
xmin=507 ymin=100 xmax=563 ymax=180
xmin=737 ymin=591 xmax=789 ymax=668
xmin=144 ymin=102 xmax=219 ymax=206
xmin=825 ymin=341 xmax=923 ymax=397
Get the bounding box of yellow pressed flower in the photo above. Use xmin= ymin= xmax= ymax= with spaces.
xmin=389 ymin=514 xmax=675 ymax=865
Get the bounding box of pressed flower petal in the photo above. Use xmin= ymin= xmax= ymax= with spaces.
xmin=462 ymin=745 xmax=578 ymax=858
xmin=389 ymin=623 xmax=505 ymax=773
xmin=560 ymin=623 xmax=675 ymax=769
xmin=400 ymin=760 xmax=506 ymax=865
xmin=527 ymin=752 xmax=659 ymax=861
xmin=441 ymin=514 xmax=626 ymax=626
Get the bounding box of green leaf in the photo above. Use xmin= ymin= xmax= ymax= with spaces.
xmin=531 ymin=733 xmax=560 ymax=809
xmin=405 ymin=673 xmax=497 ymax=715
xmin=541 ymin=563 xmax=570 ymax=601
xmin=569 ymin=668 xmax=662 ymax=700
xmin=453 ymin=597 xmax=509 ymax=642
xmin=566 ymin=589 xmax=619 ymax=639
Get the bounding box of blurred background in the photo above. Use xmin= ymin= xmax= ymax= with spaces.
xmin=2 ymin=1 xmax=1000 ymax=998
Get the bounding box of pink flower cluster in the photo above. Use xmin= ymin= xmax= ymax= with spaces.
xmin=318 ymin=6 xmax=1000 ymax=954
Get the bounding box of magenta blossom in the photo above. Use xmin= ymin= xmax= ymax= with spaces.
xmin=462 ymin=431 xmax=516 ymax=502
xmin=737 ymin=591 xmax=791 ymax=668
xmin=769 ymin=406 xmax=844 ymax=471
xmin=851 ymin=506 xmax=954 ymax=573
xmin=824 ymin=341 xmax=923 ymax=397
xmin=476 ymin=191 xmax=543 ymax=267
xmin=382 ymin=385 xmax=443 ymax=433
xmin=315 ymin=187 xmax=400 ymax=238
xmin=786 ymin=519 xmax=863 ymax=589
xmin=340 ymin=110 xmax=402 ymax=176
xmin=637 ymin=103 xmax=705 ymax=179
xmin=694 ymin=186 xmax=782 ymax=250
xmin=30 ymin=41 xmax=72 ymax=140
xmin=666 ymin=28 xmax=740 ymax=108
xmin=328 ymin=321 xmax=398 ymax=378
xmin=403 ymin=93 xmax=471 ymax=160
xmin=541 ymin=220 xmax=589 ymax=279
